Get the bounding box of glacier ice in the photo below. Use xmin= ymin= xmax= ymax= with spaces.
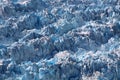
xmin=0 ymin=0 xmax=120 ymax=80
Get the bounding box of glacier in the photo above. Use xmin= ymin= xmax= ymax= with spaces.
xmin=0 ymin=0 xmax=120 ymax=80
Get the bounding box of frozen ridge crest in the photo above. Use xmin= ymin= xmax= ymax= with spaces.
xmin=0 ymin=0 xmax=120 ymax=80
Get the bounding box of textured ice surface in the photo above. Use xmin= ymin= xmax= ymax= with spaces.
xmin=0 ymin=0 xmax=120 ymax=80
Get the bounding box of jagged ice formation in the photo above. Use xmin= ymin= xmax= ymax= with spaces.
xmin=0 ymin=0 xmax=120 ymax=80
